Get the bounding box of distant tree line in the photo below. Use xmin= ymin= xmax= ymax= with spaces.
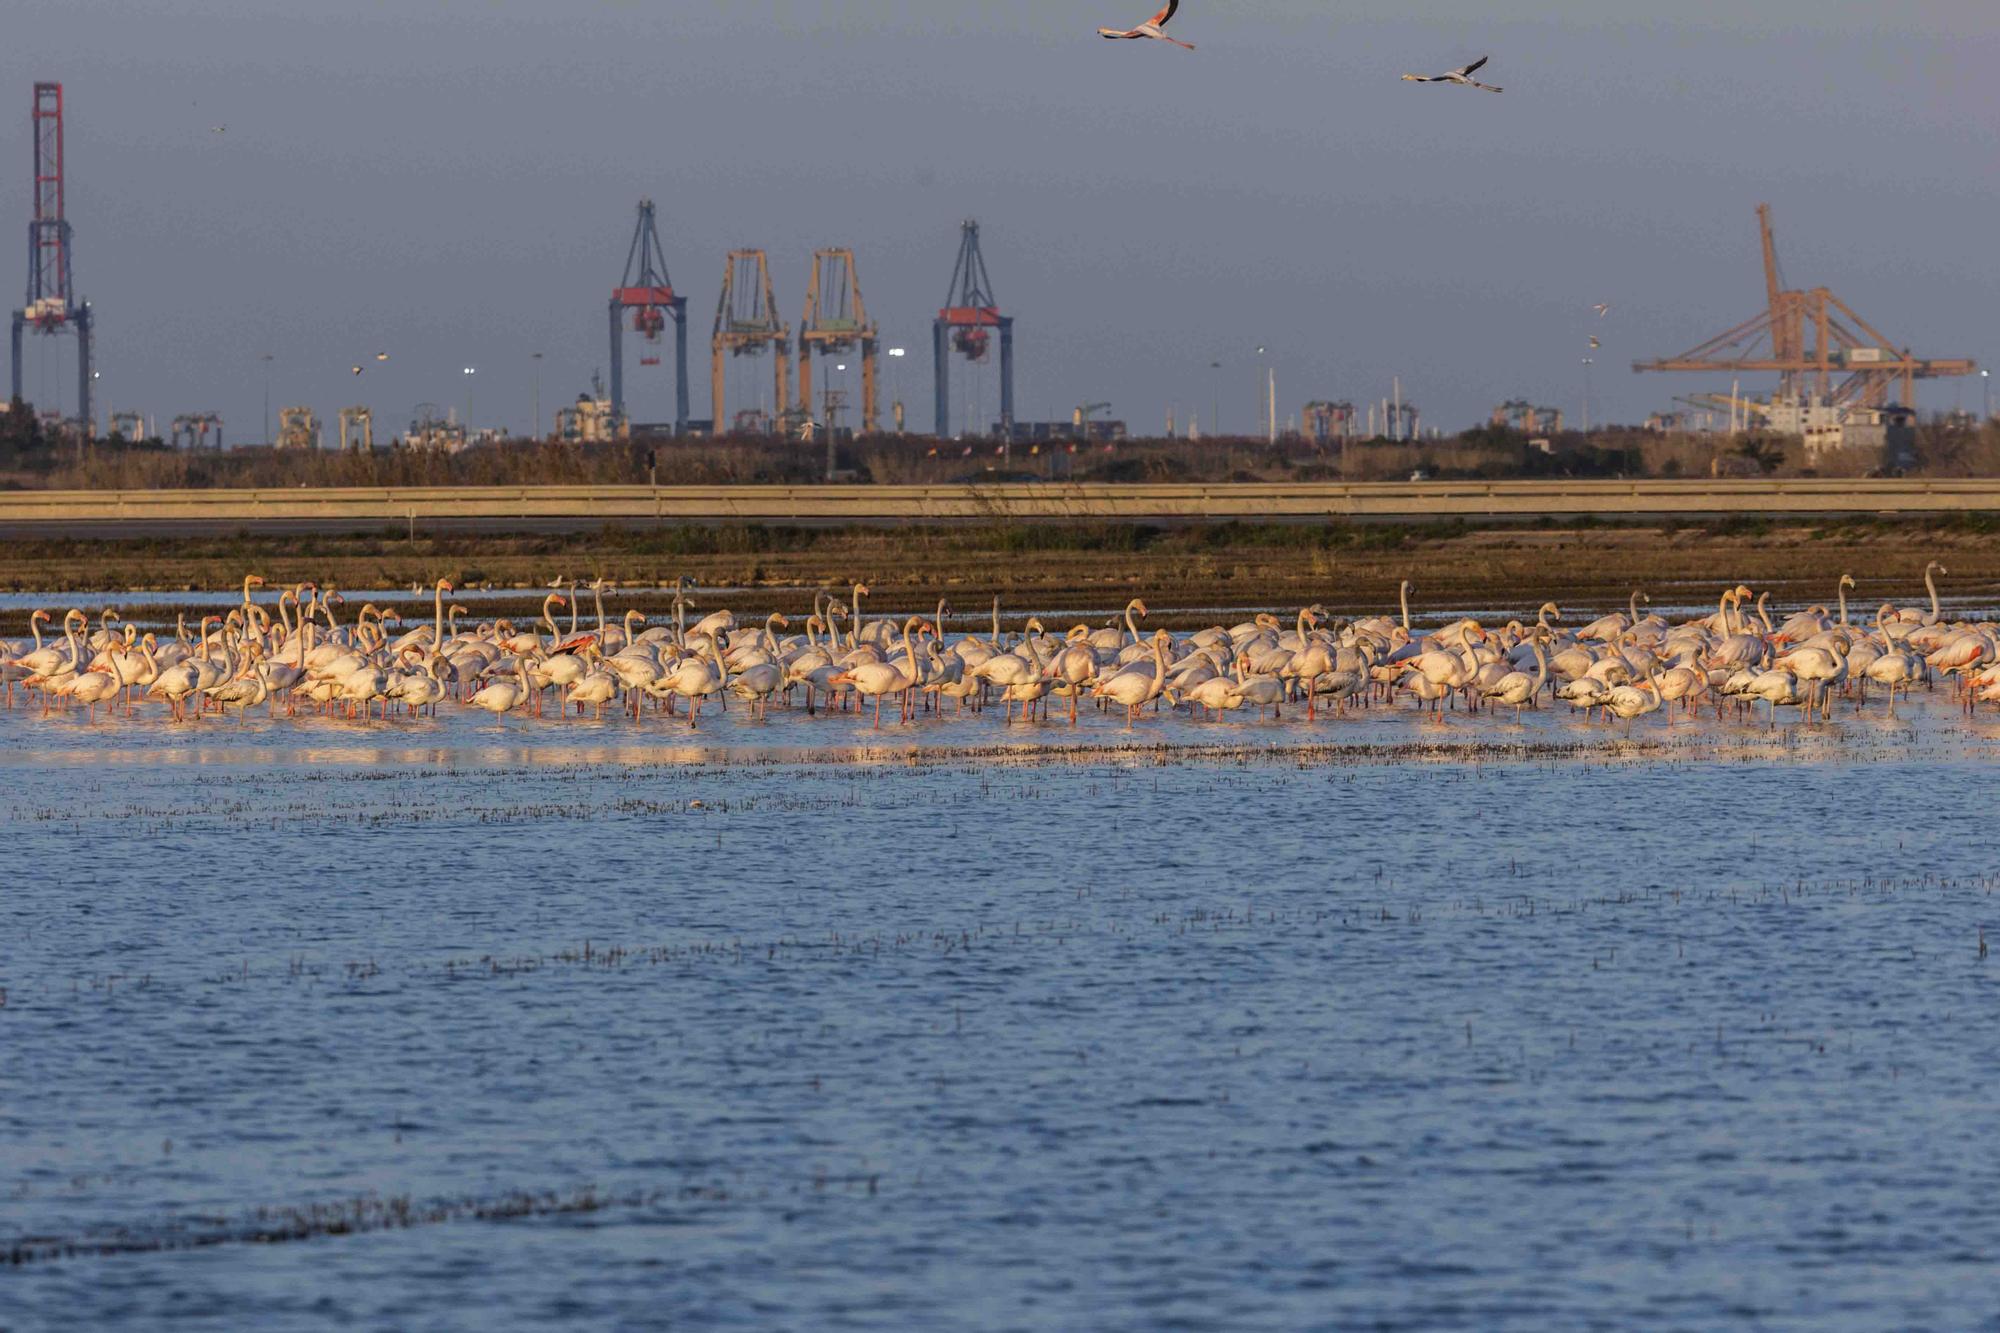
xmin=2 ymin=409 xmax=1997 ymax=489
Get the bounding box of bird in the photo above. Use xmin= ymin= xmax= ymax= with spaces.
xmin=1593 ymin=303 xmax=1612 ymax=318
xmin=351 ymin=366 xmax=363 ymax=376
xmin=1402 ymin=56 xmax=1502 ymax=93
xmin=1588 ymin=336 xmax=1601 ymax=350
xmin=1098 ymin=0 xmax=1195 ymax=49
xmin=210 ymin=125 xmax=227 ymax=134
xmin=375 ymin=352 xmax=389 ymax=362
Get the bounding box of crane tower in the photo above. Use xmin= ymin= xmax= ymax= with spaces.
xmin=10 ymin=82 xmax=93 ymax=435
xmin=933 ymin=220 xmax=1013 ymax=439
xmin=711 ymin=249 xmax=790 ymax=435
xmin=1634 ymin=203 xmax=1976 ymax=416
xmin=608 ymin=199 xmax=688 ymax=435
xmin=797 ymin=248 xmax=878 ymax=434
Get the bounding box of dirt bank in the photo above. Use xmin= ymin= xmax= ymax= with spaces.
xmin=1 ymin=518 xmax=1992 ymax=633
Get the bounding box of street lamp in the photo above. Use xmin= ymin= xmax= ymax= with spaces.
xmin=1255 ymin=345 xmax=1268 ymax=441
xmin=827 ymin=363 xmax=850 ymax=481
xmin=462 ymin=367 xmax=476 ymax=435
xmin=532 ymin=352 xmax=543 ymax=440
xmin=1983 ymin=368 xmax=1991 ymax=421
xmin=888 ymin=347 xmax=906 ymax=434
xmin=1209 ymin=361 xmax=1222 ymax=438
xmin=1581 ymin=358 xmax=1595 ymax=434
xmin=261 ymin=353 xmax=274 ymax=445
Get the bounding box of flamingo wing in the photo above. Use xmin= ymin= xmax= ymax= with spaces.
xmin=1457 ymin=56 xmax=1488 ymax=76
xmin=1098 ymin=26 xmax=1140 ymax=37
xmin=1149 ymin=0 xmax=1180 ymax=26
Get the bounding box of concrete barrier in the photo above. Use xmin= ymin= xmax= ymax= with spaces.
xmin=1 ymin=479 xmax=1996 ymax=533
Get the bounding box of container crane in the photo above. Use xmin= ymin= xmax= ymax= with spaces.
xmin=1634 ymin=203 xmax=1976 ymax=415
xmin=711 ymin=249 xmax=789 ymax=436
xmin=608 ymin=199 xmax=688 ymax=435
xmin=9 ymin=82 xmax=94 ymax=436
xmin=797 ymin=248 xmax=878 ymax=434
xmin=934 ymin=220 xmax=1014 ymax=439
xmin=1073 ymin=402 xmax=1111 ymax=436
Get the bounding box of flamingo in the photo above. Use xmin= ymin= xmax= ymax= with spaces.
xmin=1402 ymin=56 xmax=1503 ymax=92
xmin=469 ymin=661 xmax=532 ymax=717
xmin=1094 ymin=630 xmax=1171 ymax=724
xmin=1098 ymin=0 xmax=1194 ymax=49
xmin=1482 ymin=641 xmax=1548 ymax=719
xmin=830 ymin=618 xmax=924 ymax=729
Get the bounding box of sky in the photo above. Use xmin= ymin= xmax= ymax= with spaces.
xmin=5 ymin=0 xmax=1998 ymax=441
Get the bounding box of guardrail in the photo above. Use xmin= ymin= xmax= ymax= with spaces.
xmin=2 ymin=478 xmax=1998 ymax=527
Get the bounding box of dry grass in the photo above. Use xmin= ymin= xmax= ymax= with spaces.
xmin=4 ymin=514 xmax=2000 ymax=629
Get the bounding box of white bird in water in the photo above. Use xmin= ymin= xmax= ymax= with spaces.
xmin=1099 ymin=0 xmax=1195 ymax=50
xmin=1402 ymin=56 xmax=1502 ymax=93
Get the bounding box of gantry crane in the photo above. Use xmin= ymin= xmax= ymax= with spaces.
xmin=338 ymin=406 xmax=373 ymax=451
xmin=711 ymin=249 xmax=789 ymax=436
xmin=9 ymin=82 xmax=94 ymax=435
xmin=1303 ymin=401 xmax=1357 ymax=442
xmin=1634 ymin=203 xmax=1976 ymax=414
xmin=169 ymin=413 xmax=222 ymax=450
xmin=797 ymin=248 xmax=878 ymax=434
xmin=934 ymin=220 xmax=1013 ymax=439
xmin=608 ymin=199 xmax=688 ymax=435
xmin=1491 ymin=399 xmax=1564 ymax=434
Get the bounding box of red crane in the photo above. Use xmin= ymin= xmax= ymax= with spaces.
xmin=608 ymin=199 xmax=687 ymax=435
xmin=10 ymin=81 xmax=94 ymax=434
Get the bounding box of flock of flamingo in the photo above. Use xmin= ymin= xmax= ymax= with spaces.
xmin=1 ymin=565 xmax=1993 ymax=731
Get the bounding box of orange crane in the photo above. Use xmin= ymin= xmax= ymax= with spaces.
xmin=797 ymin=249 xmax=878 ymax=434
xmin=711 ymin=250 xmax=790 ymax=436
xmin=1634 ymin=203 xmax=1976 ymax=413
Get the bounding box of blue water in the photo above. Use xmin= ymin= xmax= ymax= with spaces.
xmin=4 ymin=696 xmax=1999 ymax=1330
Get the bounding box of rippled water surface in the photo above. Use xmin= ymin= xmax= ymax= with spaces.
xmin=5 ymin=693 xmax=2000 ymax=1330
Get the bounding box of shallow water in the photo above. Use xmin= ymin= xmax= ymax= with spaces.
xmin=5 ymin=692 xmax=1999 ymax=1330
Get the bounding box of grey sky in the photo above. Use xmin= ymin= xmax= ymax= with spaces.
xmin=7 ymin=0 xmax=1997 ymax=440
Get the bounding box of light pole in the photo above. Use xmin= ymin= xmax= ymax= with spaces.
xmin=462 ymin=366 xmax=476 ymax=436
xmin=828 ymin=363 xmax=847 ymax=479
xmin=1254 ymin=345 xmax=1268 ymax=440
xmin=261 ymin=353 xmax=273 ymax=445
xmin=1581 ymin=358 xmax=1595 ymax=434
xmin=1209 ymin=361 xmax=1222 ymax=438
xmin=532 ymin=352 xmax=543 ymax=441
xmin=1983 ymin=368 xmax=1991 ymax=421
xmin=887 ymin=347 xmax=906 ymax=433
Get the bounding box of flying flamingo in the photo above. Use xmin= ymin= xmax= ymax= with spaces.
xmin=1402 ymin=56 xmax=1502 ymax=92
xmin=1098 ymin=0 xmax=1195 ymax=49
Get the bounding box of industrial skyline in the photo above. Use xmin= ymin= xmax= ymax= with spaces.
xmin=5 ymin=0 xmax=1995 ymax=442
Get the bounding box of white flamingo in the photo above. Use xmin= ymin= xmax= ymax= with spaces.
xmin=1402 ymin=55 xmax=1502 ymax=93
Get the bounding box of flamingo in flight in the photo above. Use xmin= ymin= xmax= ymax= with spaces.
xmin=1402 ymin=56 xmax=1502 ymax=92
xmin=1099 ymin=0 xmax=1194 ymax=50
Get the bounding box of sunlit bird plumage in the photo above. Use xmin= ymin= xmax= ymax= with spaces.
xmin=1098 ymin=0 xmax=1194 ymax=50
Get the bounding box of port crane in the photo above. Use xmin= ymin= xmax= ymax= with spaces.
xmin=1635 ymin=203 xmax=1975 ymax=414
